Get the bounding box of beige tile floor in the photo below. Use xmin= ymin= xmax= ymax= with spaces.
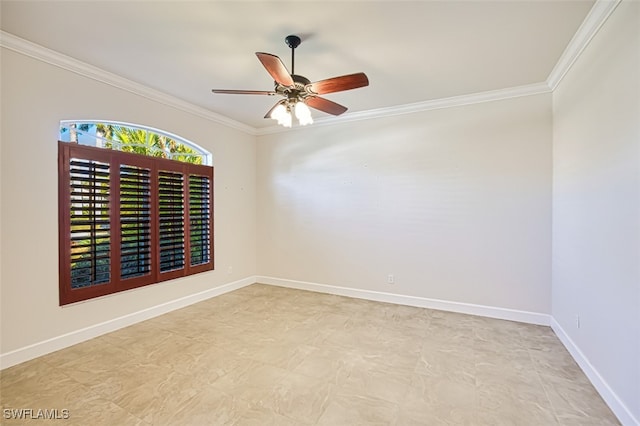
xmin=1 ymin=284 xmax=619 ymax=425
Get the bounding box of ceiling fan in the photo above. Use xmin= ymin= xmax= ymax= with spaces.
xmin=212 ymin=35 xmax=369 ymax=127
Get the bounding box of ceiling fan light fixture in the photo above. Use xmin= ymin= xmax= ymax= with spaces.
xmin=270 ymin=103 xmax=291 ymax=127
xmin=270 ymin=99 xmax=312 ymax=128
xmin=270 ymin=103 xmax=287 ymax=120
xmin=295 ymin=101 xmax=313 ymax=126
xmin=282 ymin=110 xmax=293 ymax=128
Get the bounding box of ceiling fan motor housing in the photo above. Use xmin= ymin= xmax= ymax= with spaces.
xmin=276 ymin=74 xmax=312 ymax=101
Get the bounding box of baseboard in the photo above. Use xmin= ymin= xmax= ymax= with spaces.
xmin=257 ymin=276 xmax=550 ymax=326
xmin=0 ymin=276 xmax=256 ymax=370
xmin=551 ymin=318 xmax=639 ymax=426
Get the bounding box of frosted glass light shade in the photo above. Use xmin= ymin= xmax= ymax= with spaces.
xmin=295 ymin=102 xmax=313 ymax=126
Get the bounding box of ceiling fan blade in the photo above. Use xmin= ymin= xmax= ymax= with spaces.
xmin=212 ymin=89 xmax=277 ymax=95
xmin=306 ymin=96 xmax=348 ymax=116
xmin=256 ymin=52 xmax=294 ymax=87
xmin=307 ymin=72 xmax=369 ymax=95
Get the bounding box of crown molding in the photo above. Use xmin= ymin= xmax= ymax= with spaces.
xmin=259 ymin=0 xmax=620 ymax=136
xmin=255 ymin=82 xmax=552 ymax=135
xmin=1 ymin=0 xmax=617 ymax=136
xmin=0 ymin=30 xmax=257 ymax=135
xmin=546 ymin=0 xmax=621 ymax=90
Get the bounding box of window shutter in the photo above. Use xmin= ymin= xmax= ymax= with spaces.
xmin=189 ymin=174 xmax=211 ymax=266
xmin=158 ymin=170 xmax=185 ymax=273
xmin=59 ymin=142 xmax=213 ymax=305
xmin=120 ymin=164 xmax=151 ymax=279
xmin=68 ymin=158 xmax=111 ymax=288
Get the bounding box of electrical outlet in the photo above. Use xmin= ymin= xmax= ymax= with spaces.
xmin=387 ymin=274 xmax=394 ymax=284
xmin=227 ymin=266 xmax=233 ymax=275
xmin=575 ymin=315 xmax=580 ymax=329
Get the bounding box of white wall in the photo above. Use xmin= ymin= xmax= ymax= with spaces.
xmin=257 ymin=93 xmax=552 ymax=315
xmin=0 ymin=49 xmax=257 ymax=357
xmin=551 ymin=1 xmax=640 ymax=423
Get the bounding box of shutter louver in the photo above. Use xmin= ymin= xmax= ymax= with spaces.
xmin=159 ymin=171 xmax=185 ymax=272
xmin=69 ymin=158 xmax=111 ymax=288
xmin=189 ymin=175 xmax=211 ymax=266
xmin=120 ymin=165 xmax=151 ymax=279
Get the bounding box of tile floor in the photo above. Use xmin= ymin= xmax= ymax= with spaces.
xmin=1 ymin=284 xmax=620 ymax=425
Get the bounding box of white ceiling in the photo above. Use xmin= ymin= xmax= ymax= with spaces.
xmin=1 ymin=1 xmax=594 ymax=129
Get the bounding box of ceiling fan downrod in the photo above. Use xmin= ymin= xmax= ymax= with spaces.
xmin=285 ymin=35 xmax=301 ymax=75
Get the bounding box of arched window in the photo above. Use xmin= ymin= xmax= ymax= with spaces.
xmin=58 ymin=121 xmax=214 ymax=305
xmin=59 ymin=120 xmax=212 ymax=165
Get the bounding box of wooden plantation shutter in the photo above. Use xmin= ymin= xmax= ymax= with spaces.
xmin=156 ymin=162 xmax=215 ymax=279
xmin=69 ymin=158 xmax=111 ymax=288
xmin=59 ymin=145 xmax=116 ymax=303
xmin=158 ymin=169 xmax=186 ymax=280
xmin=59 ymin=142 xmax=214 ymax=305
xmin=189 ymin=174 xmax=212 ymax=268
xmin=185 ymin=168 xmax=214 ymax=275
xmin=119 ymin=160 xmax=155 ymax=289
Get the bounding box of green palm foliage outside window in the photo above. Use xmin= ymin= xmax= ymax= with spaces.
xmin=60 ymin=122 xmax=206 ymax=165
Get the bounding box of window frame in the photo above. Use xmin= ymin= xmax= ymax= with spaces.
xmin=58 ymin=142 xmax=214 ymax=305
